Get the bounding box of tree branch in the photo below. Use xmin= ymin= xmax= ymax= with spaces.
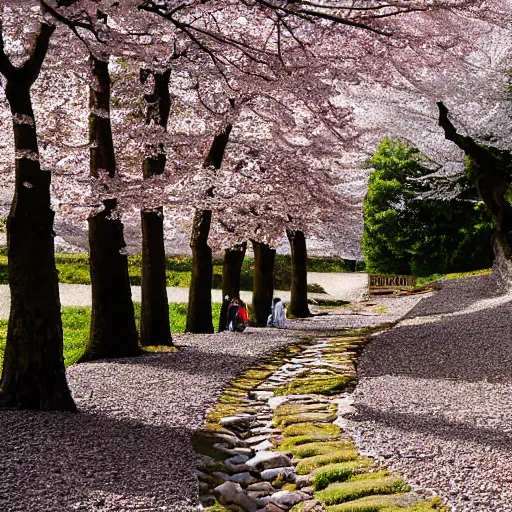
xmin=20 ymin=22 xmax=56 ymax=86
xmin=0 ymin=20 xmax=17 ymax=80
xmin=437 ymin=101 xmax=483 ymax=157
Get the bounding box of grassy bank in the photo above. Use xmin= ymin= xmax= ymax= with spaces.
xmin=0 ymin=252 xmax=350 ymax=289
xmin=416 ymin=268 xmax=492 ymax=288
xmin=0 ymin=302 xmax=223 ymax=371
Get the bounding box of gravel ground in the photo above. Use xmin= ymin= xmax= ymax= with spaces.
xmin=345 ymin=274 xmax=512 ymax=511
xmin=0 ymin=295 xmax=419 ymax=512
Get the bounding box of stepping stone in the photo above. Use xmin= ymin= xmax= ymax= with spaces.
xmin=225 ymin=460 xmax=252 ymax=473
xmin=246 ymin=435 xmax=271 ymax=445
xmin=220 ymin=415 xmax=254 ymax=428
xmin=229 ymin=472 xmax=259 ymax=486
xmin=253 ymin=440 xmax=274 ymax=452
xmin=269 ymin=490 xmax=310 ymax=508
xmin=247 ymin=481 xmax=276 ymax=493
xmin=226 ymin=454 xmax=250 ymax=465
xmin=208 ymin=432 xmax=248 ymax=448
xmin=260 ymin=467 xmax=296 ymax=482
xmin=250 ymin=391 xmax=275 ymax=400
xmin=213 ymin=444 xmax=253 ymax=456
xmin=246 ymin=451 xmax=292 ymax=470
xmin=213 ymin=481 xmax=258 ymax=512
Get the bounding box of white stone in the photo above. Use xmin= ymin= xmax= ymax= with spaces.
xmin=270 ymin=490 xmax=310 ymax=507
xmin=260 ymin=466 xmax=296 ymax=482
xmin=246 ymin=451 xmax=292 ymax=470
xmin=253 ymin=440 xmax=274 ymax=452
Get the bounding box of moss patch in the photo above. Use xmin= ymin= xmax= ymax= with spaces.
xmin=312 ymin=460 xmax=375 ymax=491
xmin=296 ymin=448 xmax=359 ymax=475
xmin=275 ymin=411 xmax=338 ymax=428
xmin=288 ymin=441 xmax=356 ymax=459
xmin=274 ymin=373 xmax=357 ymax=396
xmin=274 ymin=402 xmax=332 ymax=417
xmin=282 ymin=422 xmax=342 ymax=438
xmin=315 ymin=472 xmax=410 ymax=505
xmin=278 ymin=433 xmax=348 ymax=450
xmin=325 ymin=495 xmax=448 ymax=512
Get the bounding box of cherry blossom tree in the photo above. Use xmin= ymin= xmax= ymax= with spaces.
xmin=0 ymin=5 xmax=75 ymax=410
xmin=1 ymin=0 xmax=509 ymax=411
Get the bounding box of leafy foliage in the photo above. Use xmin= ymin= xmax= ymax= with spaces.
xmin=362 ymin=138 xmax=495 ymax=276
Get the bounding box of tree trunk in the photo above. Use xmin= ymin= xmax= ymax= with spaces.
xmin=81 ymin=55 xmax=139 ymax=360
xmin=218 ymin=242 xmax=247 ymax=332
xmin=286 ymin=229 xmax=311 ymax=318
xmin=0 ymin=23 xmax=75 ymax=411
xmin=251 ymin=241 xmax=276 ymax=327
xmin=141 ymin=207 xmax=172 ymax=345
xmin=437 ymin=102 xmax=512 ymax=284
xmin=140 ymin=69 xmax=172 ymax=346
xmin=80 ymin=199 xmax=140 ymax=361
xmin=186 ymin=121 xmax=233 ymax=333
xmin=186 ymin=210 xmax=214 ymax=333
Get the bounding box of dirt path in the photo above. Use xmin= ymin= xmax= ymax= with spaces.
xmin=0 ymin=273 xmax=368 ymax=319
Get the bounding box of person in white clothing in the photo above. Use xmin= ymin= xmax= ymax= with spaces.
xmin=271 ymin=297 xmax=286 ymax=328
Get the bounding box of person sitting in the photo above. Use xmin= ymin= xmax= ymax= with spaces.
xmin=226 ymin=298 xmax=240 ymax=331
xmin=234 ymin=300 xmax=248 ymax=332
xmin=271 ymin=297 xmax=286 ymax=328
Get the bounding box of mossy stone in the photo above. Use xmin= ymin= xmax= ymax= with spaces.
xmin=296 ymin=449 xmax=359 ymax=475
xmin=315 ymin=472 xmax=410 ymax=505
xmin=312 ymin=460 xmax=375 ymax=491
xmin=282 ymin=422 xmax=341 ymax=439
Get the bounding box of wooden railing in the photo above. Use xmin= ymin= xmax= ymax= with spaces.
xmin=368 ymin=274 xmax=417 ymax=295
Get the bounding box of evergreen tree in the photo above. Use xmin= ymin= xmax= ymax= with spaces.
xmin=362 ymin=138 xmax=495 ymax=276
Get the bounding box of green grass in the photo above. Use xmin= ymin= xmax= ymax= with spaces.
xmin=285 ymin=441 xmax=356 ymax=458
xmin=0 ymin=302 xmax=222 ymax=371
xmin=282 ymin=422 xmax=342 ymax=439
xmin=312 ymin=460 xmax=375 ymax=491
xmin=295 ymin=447 xmax=360 ymax=475
xmin=274 ymin=372 xmax=357 ymax=396
xmin=0 ymin=253 xmax=351 ymax=288
xmin=416 ymin=268 xmax=492 ymax=287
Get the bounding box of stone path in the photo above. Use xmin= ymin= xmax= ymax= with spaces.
xmin=196 ymin=332 xmax=442 ymax=511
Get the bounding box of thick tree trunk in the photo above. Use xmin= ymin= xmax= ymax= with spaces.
xmin=141 ymin=207 xmax=172 ymax=345
xmin=251 ymin=241 xmax=276 ymax=327
xmin=218 ymin=242 xmax=247 ymax=332
xmin=186 ymin=210 xmax=214 ymax=333
xmin=140 ymin=69 xmax=172 ymax=346
xmin=186 ymin=122 xmax=233 ymax=333
xmin=0 ymin=23 xmax=75 ymax=410
xmin=437 ymin=102 xmax=512 ymax=284
xmin=81 ymin=55 xmax=139 ymax=360
xmin=79 ymin=199 xmax=139 ymax=361
xmin=286 ymin=229 xmax=311 ymax=318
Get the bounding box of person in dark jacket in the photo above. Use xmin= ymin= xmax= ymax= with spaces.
xmin=226 ymin=298 xmax=240 ymax=331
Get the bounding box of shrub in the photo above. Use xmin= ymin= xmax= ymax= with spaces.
xmin=362 ymin=138 xmax=495 ymax=276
